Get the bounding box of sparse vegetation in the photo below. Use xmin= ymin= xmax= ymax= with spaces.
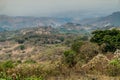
xmin=63 ymin=50 xmax=77 ymax=67
xmin=19 ymin=45 xmax=25 ymax=50
xmin=71 ymin=41 xmax=83 ymax=53
xmin=24 ymin=59 xmax=36 ymax=64
xmin=0 ymin=28 xmax=120 ymax=79
xmin=107 ymin=59 xmax=120 ymax=76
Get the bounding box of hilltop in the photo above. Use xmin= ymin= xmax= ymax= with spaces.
xmin=0 ymin=15 xmax=72 ymax=31
xmin=0 ymin=11 xmax=120 ymax=32
xmin=81 ymin=11 xmax=120 ymax=27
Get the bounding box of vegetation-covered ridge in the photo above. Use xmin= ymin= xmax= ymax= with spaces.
xmin=0 ymin=29 xmax=120 ymax=79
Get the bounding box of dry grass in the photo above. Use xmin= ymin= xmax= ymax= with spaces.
xmin=1 ymin=41 xmax=120 ymax=79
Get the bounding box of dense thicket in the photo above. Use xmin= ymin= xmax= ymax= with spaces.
xmin=90 ymin=29 xmax=120 ymax=52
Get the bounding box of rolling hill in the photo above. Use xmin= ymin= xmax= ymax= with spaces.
xmin=81 ymin=11 xmax=120 ymax=27
xmin=0 ymin=11 xmax=120 ymax=32
xmin=0 ymin=15 xmax=72 ymax=31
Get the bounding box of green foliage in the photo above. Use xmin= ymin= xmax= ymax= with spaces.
xmin=25 ymin=76 xmax=44 ymax=80
xmin=0 ymin=76 xmax=12 ymax=80
xmin=63 ymin=50 xmax=77 ymax=67
xmin=107 ymin=59 xmax=120 ymax=76
xmin=16 ymin=39 xmax=25 ymax=44
xmin=90 ymin=29 xmax=120 ymax=52
xmin=19 ymin=45 xmax=25 ymax=50
xmin=71 ymin=41 xmax=83 ymax=52
xmin=2 ymin=60 xmax=14 ymax=69
xmin=0 ymin=60 xmax=15 ymax=80
xmin=109 ymin=59 xmax=120 ymax=66
xmin=59 ymin=36 xmax=64 ymax=42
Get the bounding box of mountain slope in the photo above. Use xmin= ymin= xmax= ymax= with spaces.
xmin=0 ymin=11 xmax=120 ymax=31
xmin=0 ymin=15 xmax=72 ymax=30
xmin=101 ymin=12 xmax=120 ymax=26
xmin=81 ymin=11 xmax=120 ymax=27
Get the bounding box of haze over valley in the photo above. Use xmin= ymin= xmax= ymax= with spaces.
xmin=0 ymin=0 xmax=120 ymax=80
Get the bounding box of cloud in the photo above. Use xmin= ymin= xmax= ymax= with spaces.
xmin=0 ymin=0 xmax=119 ymax=17
xmin=0 ymin=0 xmax=6 ymax=11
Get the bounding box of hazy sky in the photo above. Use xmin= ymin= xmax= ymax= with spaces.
xmin=0 ymin=0 xmax=120 ymax=17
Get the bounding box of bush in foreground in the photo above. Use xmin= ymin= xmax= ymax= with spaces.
xmin=107 ymin=59 xmax=120 ymax=76
xmin=63 ymin=50 xmax=77 ymax=67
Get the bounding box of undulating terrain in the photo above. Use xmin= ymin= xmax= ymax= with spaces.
xmin=0 ymin=11 xmax=120 ymax=80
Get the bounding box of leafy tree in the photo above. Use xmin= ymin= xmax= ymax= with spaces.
xmin=63 ymin=50 xmax=77 ymax=67
xmin=71 ymin=41 xmax=83 ymax=53
xmin=90 ymin=29 xmax=120 ymax=52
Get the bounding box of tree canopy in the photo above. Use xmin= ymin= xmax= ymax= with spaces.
xmin=90 ymin=29 xmax=120 ymax=52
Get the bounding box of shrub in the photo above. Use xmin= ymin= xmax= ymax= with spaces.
xmin=2 ymin=60 xmax=14 ymax=69
xmin=6 ymin=63 xmax=61 ymax=79
xmin=107 ymin=59 xmax=120 ymax=76
xmin=0 ymin=60 xmax=15 ymax=79
xmin=16 ymin=39 xmax=25 ymax=44
xmin=63 ymin=50 xmax=77 ymax=67
xmin=71 ymin=41 xmax=83 ymax=53
xmin=90 ymin=29 xmax=120 ymax=52
xmin=25 ymin=76 xmax=44 ymax=80
xmin=19 ymin=45 xmax=25 ymax=50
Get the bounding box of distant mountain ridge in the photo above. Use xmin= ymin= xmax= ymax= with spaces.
xmin=101 ymin=12 xmax=120 ymax=26
xmin=0 ymin=15 xmax=72 ymax=31
xmin=81 ymin=11 xmax=120 ymax=27
xmin=0 ymin=11 xmax=120 ymax=31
